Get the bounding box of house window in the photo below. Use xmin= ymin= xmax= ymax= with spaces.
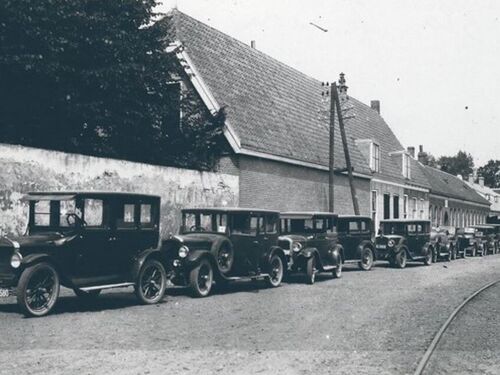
xmin=419 ymin=198 xmax=424 ymax=219
xmin=403 ymin=195 xmax=408 ymax=218
xmin=371 ymin=190 xmax=378 ymax=224
xmin=402 ymin=153 xmax=411 ymax=179
xmin=383 ymin=194 xmax=390 ymax=219
xmin=371 ymin=143 xmax=380 ymax=173
xmin=412 ymin=197 xmax=417 ymax=218
xmin=393 ymin=195 xmax=400 ymax=219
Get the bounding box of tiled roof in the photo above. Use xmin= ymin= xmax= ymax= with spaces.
xmin=465 ymin=181 xmax=500 ymax=212
xmin=420 ymin=166 xmax=490 ymax=206
xmin=167 ymin=11 xmax=372 ymax=175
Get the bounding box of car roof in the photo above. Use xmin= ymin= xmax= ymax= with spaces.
xmin=338 ymin=215 xmax=372 ymax=220
xmin=380 ymin=219 xmax=431 ymax=223
xmin=280 ymin=211 xmax=338 ymax=219
xmin=182 ymin=207 xmax=280 ymax=215
xmin=24 ymin=191 xmax=161 ymax=201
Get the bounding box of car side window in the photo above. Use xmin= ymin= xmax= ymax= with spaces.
xmin=265 ymin=216 xmax=278 ymax=234
xmin=349 ymin=221 xmax=360 ymax=234
xmin=117 ymin=203 xmax=136 ymax=229
xmin=84 ymin=199 xmax=104 ymax=227
xmin=140 ymin=204 xmax=153 ymax=227
xmin=407 ymin=224 xmax=416 ymax=234
xmin=34 ymin=201 xmax=51 ymax=226
xmin=315 ymin=219 xmax=324 ymax=231
xmin=417 ymin=224 xmax=423 ymax=233
xmin=232 ymin=214 xmax=258 ymax=236
xmin=249 ymin=216 xmax=258 ymax=235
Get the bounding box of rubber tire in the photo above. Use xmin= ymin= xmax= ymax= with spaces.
xmin=17 ymin=262 xmax=60 ymax=318
xmin=74 ymin=288 xmax=101 ymax=300
xmin=446 ymin=248 xmax=452 ymax=262
xmin=471 ymin=247 xmax=476 ymax=257
xmin=432 ymin=246 xmax=438 ymax=263
xmin=424 ymin=249 xmax=433 ymax=266
xmin=333 ymin=260 xmax=343 ymax=278
xmin=266 ymin=255 xmax=284 ymax=288
xmin=189 ymin=258 xmax=213 ymax=298
xmin=358 ymin=247 xmax=374 ymax=271
xmin=216 ymin=242 xmax=234 ymax=275
xmin=395 ymin=250 xmax=407 ymax=269
xmin=305 ymin=257 xmax=316 ymax=285
xmin=451 ymin=246 xmax=457 ymax=260
xmin=461 ymin=249 xmax=466 ymax=259
xmin=135 ymin=259 xmax=167 ymax=304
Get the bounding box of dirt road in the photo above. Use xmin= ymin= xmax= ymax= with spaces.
xmin=1 ymin=256 xmax=499 ymax=374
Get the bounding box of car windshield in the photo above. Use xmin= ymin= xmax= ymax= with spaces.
xmin=32 ymin=199 xmax=82 ymax=229
xmin=382 ymin=223 xmax=405 ymax=235
xmin=182 ymin=212 xmax=228 ymax=234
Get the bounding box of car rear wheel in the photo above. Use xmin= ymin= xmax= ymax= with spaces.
xmin=216 ymin=243 xmax=234 ymax=274
xmin=266 ymin=255 xmax=284 ymax=287
xmin=395 ymin=250 xmax=407 ymax=268
xmin=424 ymin=249 xmax=432 ymax=266
xmin=451 ymin=246 xmax=457 ymax=260
xmin=432 ymin=246 xmax=438 ymax=263
xmin=358 ymin=247 xmax=374 ymax=271
xmin=17 ymin=262 xmax=60 ymax=317
xmin=471 ymin=246 xmax=477 ymax=257
xmin=446 ymin=247 xmax=452 ymax=262
xmin=189 ymin=258 xmax=213 ymax=297
xmin=135 ymin=259 xmax=167 ymax=304
xmin=305 ymin=257 xmax=316 ymax=285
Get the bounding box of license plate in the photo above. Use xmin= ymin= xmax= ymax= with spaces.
xmin=376 ymin=244 xmax=386 ymax=249
xmin=0 ymin=288 xmax=9 ymax=298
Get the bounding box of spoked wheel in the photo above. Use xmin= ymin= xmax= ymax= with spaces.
xmin=332 ymin=260 xmax=343 ymax=278
xmin=446 ymin=247 xmax=452 ymax=262
xmin=17 ymin=262 xmax=60 ymax=317
xmin=216 ymin=243 xmax=234 ymax=274
xmin=424 ymin=249 xmax=432 ymax=266
xmin=451 ymin=246 xmax=457 ymax=260
xmin=396 ymin=250 xmax=407 ymax=268
xmin=432 ymin=246 xmax=438 ymax=263
xmin=305 ymin=257 xmax=316 ymax=285
xmin=189 ymin=258 xmax=213 ymax=297
xmin=266 ymin=255 xmax=284 ymax=288
xmin=359 ymin=247 xmax=374 ymax=271
xmin=135 ymin=259 xmax=167 ymax=304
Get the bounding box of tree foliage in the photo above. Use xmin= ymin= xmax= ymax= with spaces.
xmin=418 ymin=151 xmax=437 ymax=168
xmin=0 ymin=1 xmax=225 ymax=170
xmin=438 ymin=150 xmax=474 ymax=178
xmin=478 ymin=160 xmax=500 ymax=188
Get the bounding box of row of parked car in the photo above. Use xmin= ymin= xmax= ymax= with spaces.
xmin=0 ymin=192 xmax=499 ymax=317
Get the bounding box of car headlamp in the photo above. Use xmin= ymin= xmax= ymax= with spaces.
xmin=292 ymin=242 xmax=303 ymax=252
xmin=10 ymin=252 xmax=22 ymax=269
xmin=388 ymin=240 xmax=395 ymax=247
xmin=178 ymin=245 xmax=189 ymax=258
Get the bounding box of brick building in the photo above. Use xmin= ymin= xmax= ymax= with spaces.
xmin=165 ymin=10 xmax=373 ymax=214
xmin=419 ymin=162 xmax=490 ymax=227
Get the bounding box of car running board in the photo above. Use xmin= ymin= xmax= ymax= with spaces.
xmin=80 ymin=282 xmax=135 ymax=292
xmin=322 ymin=265 xmax=338 ymax=271
xmin=222 ymin=274 xmax=271 ymax=281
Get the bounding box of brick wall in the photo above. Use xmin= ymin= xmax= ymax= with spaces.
xmin=0 ymin=144 xmax=238 ymax=237
xmin=238 ymin=155 xmax=370 ymax=215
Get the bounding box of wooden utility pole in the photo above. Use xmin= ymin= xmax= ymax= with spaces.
xmin=331 ymin=81 xmax=360 ymax=215
xmin=328 ymin=84 xmax=335 ymax=213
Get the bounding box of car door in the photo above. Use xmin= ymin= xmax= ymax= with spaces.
xmin=344 ymin=220 xmax=360 ymax=261
xmin=230 ymin=213 xmax=262 ymax=274
xmin=406 ymin=223 xmax=417 ymax=256
xmin=72 ymin=197 xmax=116 ymax=286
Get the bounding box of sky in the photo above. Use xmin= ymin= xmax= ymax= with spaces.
xmin=156 ymin=0 xmax=500 ymax=167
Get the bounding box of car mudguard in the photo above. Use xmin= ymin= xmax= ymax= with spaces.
xmin=356 ymin=240 xmax=376 ymax=261
xmin=131 ymin=248 xmax=163 ymax=280
xmin=21 ymin=253 xmax=71 ymax=286
xmin=264 ymin=246 xmax=287 ymax=271
xmin=421 ymin=242 xmax=434 ymax=258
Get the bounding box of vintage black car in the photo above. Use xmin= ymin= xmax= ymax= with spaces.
xmin=430 ymin=227 xmax=454 ymax=262
xmin=162 ymin=208 xmax=287 ymax=297
xmin=279 ymin=212 xmax=342 ymax=284
xmin=471 ymin=225 xmax=498 ymax=255
xmin=0 ymin=192 xmax=167 ymax=317
xmin=336 ymin=215 xmax=376 ymax=270
xmin=374 ymin=220 xmax=433 ymax=268
xmin=455 ymin=227 xmax=486 ymax=257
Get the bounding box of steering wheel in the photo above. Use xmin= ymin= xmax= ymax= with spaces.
xmin=190 ymin=225 xmax=206 ymax=232
xmin=66 ymin=213 xmax=87 ymax=227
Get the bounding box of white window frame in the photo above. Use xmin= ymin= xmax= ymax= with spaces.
xmin=403 ymin=194 xmax=408 ymax=218
xmin=419 ymin=198 xmax=424 ymax=219
xmin=402 ymin=153 xmax=411 ymax=179
xmin=370 ymin=143 xmax=380 ymax=173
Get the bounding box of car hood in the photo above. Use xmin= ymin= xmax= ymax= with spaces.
xmin=376 ymin=234 xmax=404 ymax=243
xmin=279 ymin=234 xmax=307 ymax=243
xmin=0 ymin=232 xmax=77 ymax=250
xmin=162 ymin=233 xmax=227 ymax=252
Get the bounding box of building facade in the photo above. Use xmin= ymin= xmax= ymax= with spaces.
xmin=465 ymin=175 xmax=500 ymax=222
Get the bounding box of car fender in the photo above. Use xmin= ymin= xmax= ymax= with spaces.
xmin=131 ymin=248 xmax=163 ymax=280
xmin=21 ymin=253 xmax=71 ymax=286
xmin=265 ymin=246 xmax=287 ymax=270
xmin=422 ymin=242 xmax=434 ymax=256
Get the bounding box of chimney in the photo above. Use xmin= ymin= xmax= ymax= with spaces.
xmin=417 ymin=145 xmax=426 ymax=164
xmin=250 ymin=40 xmax=256 ymax=49
xmin=407 ymin=146 xmax=415 ymax=158
xmin=479 ymin=176 xmax=484 ymax=187
xmin=371 ymin=100 xmax=380 ymax=114
xmin=468 ymin=175 xmax=474 ymax=184
xmin=338 ymin=72 xmax=349 ymax=102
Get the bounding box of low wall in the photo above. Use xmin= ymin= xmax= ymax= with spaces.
xmin=0 ymin=144 xmax=238 ymax=237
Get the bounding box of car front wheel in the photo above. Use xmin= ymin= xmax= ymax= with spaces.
xmin=135 ymin=259 xmax=167 ymax=304
xmin=358 ymin=247 xmax=374 ymax=271
xmin=305 ymin=257 xmax=316 ymax=285
xmin=333 ymin=260 xmax=343 ymax=278
xmin=424 ymin=249 xmax=432 ymax=266
xmin=451 ymin=246 xmax=457 ymax=260
xmin=266 ymin=255 xmax=284 ymax=287
xmin=189 ymin=258 xmax=213 ymax=297
xmin=395 ymin=250 xmax=407 ymax=268
xmin=446 ymin=247 xmax=452 ymax=262
xmin=17 ymin=262 xmax=60 ymax=317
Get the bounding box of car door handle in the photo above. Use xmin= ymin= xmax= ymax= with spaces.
xmin=253 ymin=241 xmax=259 ymax=244
xmin=109 ymin=237 xmax=117 ymax=241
